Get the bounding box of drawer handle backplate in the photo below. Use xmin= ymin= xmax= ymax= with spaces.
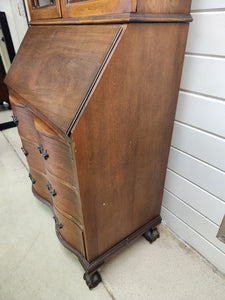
xmin=53 ymin=216 xmax=63 ymax=229
xmin=46 ymin=182 xmax=56 ymax=196
xmin=37 ymin=144 xmax=49 ymax=160
xmin=29 ymin=173 xmax=36 ymax=184
xmin=41 ymin=149 xmax=49 ymax=160
xmin=21 ymin=147 xmax=28 ymax=156
xmin=37 ymin=145 xmax=44 ymax=154
xmin=12 ymin=114 xmax=18 ymax=125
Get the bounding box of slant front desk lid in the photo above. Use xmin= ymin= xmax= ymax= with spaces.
xmin=5 ymin=25 xmax=123 ymax=134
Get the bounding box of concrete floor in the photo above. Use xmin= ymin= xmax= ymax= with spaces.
xmin=1 ymin=110 xmax=225 ymax=300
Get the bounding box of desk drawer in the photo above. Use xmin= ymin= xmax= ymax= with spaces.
xmin=34 ymin=117 xmax=76 ymax=185
xmin=47 ymin=172 xmax=82 ymax=225
xmin=39 ymin=135 xmax=75 ymax=184
xmin=30 ymin=168 xmax=52 ymax=205
xmin=21 ymin=138 xmax=45 ymax=174
xmin=10 ymin=96 xmax=39 ymax=143
xmin=54 ymin=207 xmax=85 ymax=257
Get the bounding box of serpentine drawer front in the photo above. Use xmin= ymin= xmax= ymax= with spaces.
xmin=21 ymin=137 xmax=46 ymax=174
xmin=29 ymin=168 xmax=53 ymax=205
xmin=9 ymin=95 xmax=39 ymax=143
xmin=34 ymin=118 xmax=76 ymax=186
xmin=5 ymin=0 xmax=192 ymax=290
xmin=53 ymin=206 xmax=85 ymax=257
xmin=46 ymin=172 xmax=83 ymax=225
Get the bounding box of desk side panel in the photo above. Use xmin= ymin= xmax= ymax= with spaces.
xmin=72 ymin=23 xmax=189 ymax=262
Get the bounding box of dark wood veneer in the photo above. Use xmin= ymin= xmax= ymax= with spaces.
xmin=47 ymin=172 xmax=83 ymax=225
xmin=29 ymin=13 xmax=192 ymax=26
xmin=27 ymin=0 xmax=62 ymax=20
xmin=30 ymin=167 xmax=53 ymax=204
xmin=137 ymin=0 xmax=192 ymax=14
xmin=21 ymin=137 xmax=45 ymax=173
xmin=5 ymin=25 xmax=123 ymax=134
xmin=60 ymin=0 xmax=137 ymax=18
xmin=6 ymin=0 xmax=192 ymax=286
xmin=73 ymin=22 xmax=189 ymax=261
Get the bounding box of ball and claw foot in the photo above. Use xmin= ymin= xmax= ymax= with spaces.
xmin=143 ymin=228 xmax=160 ymax=243
xmin=83 ymin=271 xmax=102 ymax=289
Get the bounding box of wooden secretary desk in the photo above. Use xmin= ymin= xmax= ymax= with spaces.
xmin=5 ymin=0 xmax=192 ymax=289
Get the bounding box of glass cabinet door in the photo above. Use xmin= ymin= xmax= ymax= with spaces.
xmin=28 ymin=0 xmax=62 ymax=20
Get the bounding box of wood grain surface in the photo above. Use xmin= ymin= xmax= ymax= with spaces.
xmin=9 ymin=95 xmax=40 ymax=143
xmin=73 ymin=23 xmax=189 ymax=262
xmin=27 ymin=0 xmax=192 ymax=21
xmin=54 ymin=206 xmax=85 ymax=257
xmin=27 ymin=0 xmax=62 ymax=20
xmin=137 ymin=0 xmax=192 ymax=14
xmin=21 ymin=137 xmax=46 ymax=173
xmin=47 ymin=172 xmax=83 ymax=225
xmin=5 ymin=25 xmax=122 ymax=134
xmin=30 ymin=167 xmax=53 ymax=204
xmin=34 ymin=117 xmax=76 ymax=185
xmin=60 ymin=0 xmax=137 ymax=18
xmin=29 ymin=13 xmax=192 ymax=26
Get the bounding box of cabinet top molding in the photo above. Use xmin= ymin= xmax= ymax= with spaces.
xmin=27 ymin=0 xmax=192 ymax=22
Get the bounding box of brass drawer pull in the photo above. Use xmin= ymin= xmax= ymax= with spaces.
xmin=37 ymin=144 xmax=49 ymax=160
xmin=37 ymin=145 xmax=44 ymax=154
xmin=21 ymin=146 xmax=28 ymax=156
xmin=41 ymin=149 xmax=49 ymax=160
xmin=53 ymin=216 xmax=63 ymax=229
xmin=12 ymin=114 xmax=18 ymax=125
xmin=29 ymin=173 xmax=36 ymax=184
xmin=46 ymin=182 xmax=56 ymax=196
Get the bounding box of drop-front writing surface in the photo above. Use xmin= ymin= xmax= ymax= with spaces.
xmin=5 ymin=25 xmax=122 ymax=133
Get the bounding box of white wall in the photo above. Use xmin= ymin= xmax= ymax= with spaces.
xmin=162 ymin=0 xmax=225 ymax=275
xmin=0 ymin=0 xmax=28 ymax=53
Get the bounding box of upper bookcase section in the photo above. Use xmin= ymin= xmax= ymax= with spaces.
xmin=28 ymin=0 xmax=192 ymax=21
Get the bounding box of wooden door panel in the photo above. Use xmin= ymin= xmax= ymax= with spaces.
xmin=60 ymin=0 xmax=137 ymax=18
xmin=137 ymin=0 xmax=191 ymax=14
xmin=27 ymin=0 xmax=62 ymax=20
